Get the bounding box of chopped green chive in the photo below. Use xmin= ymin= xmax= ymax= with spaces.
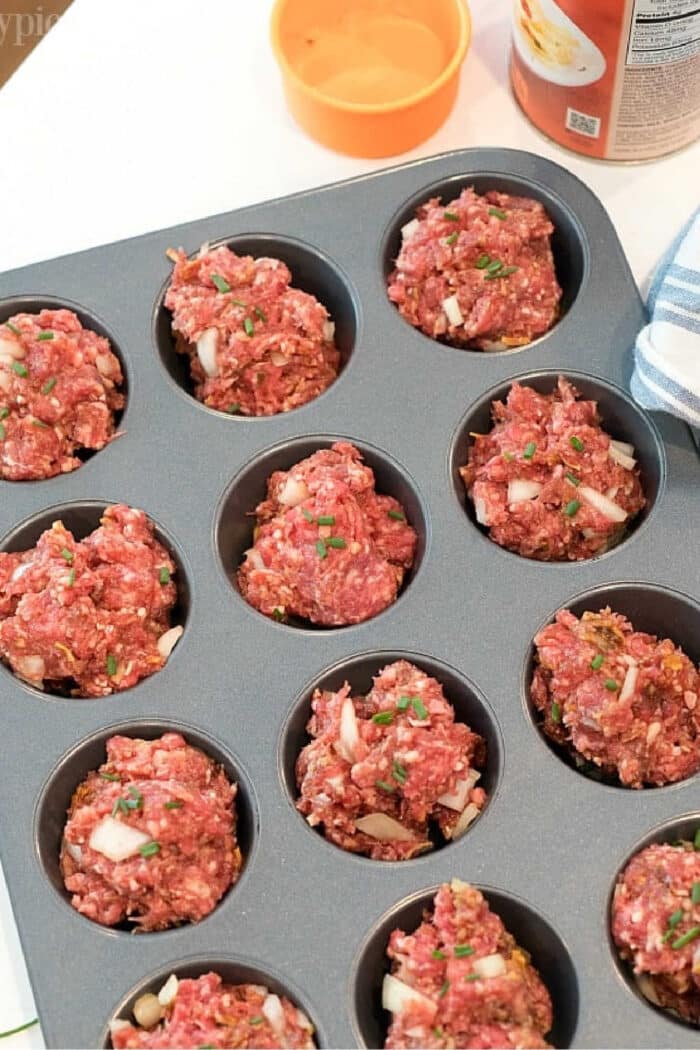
xmin=164 ymin=800 xmax=184 ymax=810
xmin=692 ymin=882 xmax=700 ymax=905
xmin=672 ymin=926 xmax=700 ymax=950
xmin=272 ymin=607 xmax=284 ymax=622
xmin=11 ymin=361 xmax=28 ymax=377
xmin=551 ymin=701 xmax=562 ymax=724
xmin=60 ymin=548 xmax=73 ymax=564
xmin=226 ymin=403 xmax=241 ymax=414
xmin=668 ymin=909 xmax=684 ymax=929
xmin=565 ymin=472 xmax=580 ymax=486
xmin=695 ymin=828 xmax=700 ymax=850
xmin=563 ymin=500 xmax=581 ymax=518
xmin=327 ymin=537 xmax=346 ymax=549
xmin=604 ymin=678 xmax=619 ymax=691
xmin=37 ymin=331 xmax=54 ymax=341
xmin=412 ymin=697 xmax=428 ymax=720
xmin=4 ymin=322 xmax=21 ymax=336
xmin=41 ymin=377 xmax=57 ymax=395
xmin=392 ymin=760 xmax=408 ymax=785
xmin=315 ymin=539 xmax=327 ymax=559
xmin=0 ymin=424 xmax=5 ymax=441
xmin=487 ymin=260 xmax=503 ymax=275
xmin=100 ymin=772 xmax=120 ymax=782
xmin=243 ymin=317 xmax=255 ymax=337
xmin=106 ymin=653 xmax=118 ymax=677
xmin=388 ymin=509 xmax=405 ymax=521
xmin=445 ymin=232 xmax=458 ymax=246
xmin=432 ymin=949 xmax=446 ymax=960
xmin=433 ymin=1027 xmax=443 ymax=1039
xmin=302 ymin=508 xmax=315 ymax=522
xmin=128 ymin=787 xmax=143 ymax=809
xmin=249 ymin=1017 xmax=264 ymax=1026
xmin=438 ymin=980 xmax=450 ymax=999
xmin=0 ymin=407 xmax=8 ymax=420
xmin=375 ymin=779 xmax=395 ymax=793
xmin=231 ymin=298 xmax=247 ymax=308
xmin=523 ymin=441 xmax=536 ymax=460
xmin=569 ymin=436 xmax=585 ymax=452
xmin=67 ymin=568 xmax=76 ymax=587
xmin=454 ymin=944 xmax=475 ymax=957
xmin=211 ymin=273 xmax=231 ymax=293
xmin=488 ymin=206 xmax=508 ymax=220
xmin=253 ymin=306 xmax=267 ymax=322
xmin=139 ymin=841 xmax=161 ymax=858
xmin=112 ymin=797 xmax=129 ymax=816
xmin=590 ymin=654 xmax=604 ymax=670
xmin=475 ymin=253 xmax=491 ymax=269
xmin=159 ymin=566 xmax=171 ymax=585
xmin=32 ymin=418 xmax=49 ymax=429
xmin=502 ymin=451 xmax=515 ymax=462
xmin=397 ymin=696 xmax=411 ymax=711
xmin=317 ymin=515 xmax=336 ymax=526
xmin=499 ymin=266 xmax=519 ymax=277
xmin=464 ymin=973 xmax=481 ymax=982
xmin=444 ymin=211 xmax=460 ymax=221
xmin=372 ymin=711 xmax=394 ymax=725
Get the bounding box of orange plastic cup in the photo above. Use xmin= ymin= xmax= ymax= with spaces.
xmin=270 ymin=0 xmax=471 ymax=158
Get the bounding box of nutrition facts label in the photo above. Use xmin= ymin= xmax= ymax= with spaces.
xmin=627 ymin=0 xmax=700 ymax=65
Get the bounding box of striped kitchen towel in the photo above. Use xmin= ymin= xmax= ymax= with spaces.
xmin=631 ymin=207 xmax=700 ymax=433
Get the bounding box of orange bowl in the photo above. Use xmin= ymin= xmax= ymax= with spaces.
xmin=271 ymin=0 xmax=471 ymax=158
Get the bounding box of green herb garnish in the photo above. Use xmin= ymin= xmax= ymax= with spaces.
xmin=67 ymin=568 xmax=76 ymax=587
xmin=0 ymin=424 xmax=5 ymax=441
xmin=569 ymin=435 xmax=584 ymax=452
xmin=139 ymin=841 xmax=161 ymax=858
xmin=302 ymin=508 xmax=314 ymax=522
xmin=372 ymin=711 xmax=394 ymax=725
xmin=211 ymin=273 xmax=231 ymax=293
xmin=42 ymin=377 xmax=57 ymax=395
xmin=444 ymin=211 xmax=460 ymax=221
xmin=388 ymin=509 xmax=405 ymax=521
xmin=672 ymin=926 xmax=700 ymax=950
xmin=164 ymin=800 xmax=184 ymax=810
xmin=11 ymin=361 xmax=28 ymax=377
xmin=692 ymin=882 xmax=700 ymax=905
xmin=315 ymin=539 xmax=327 ymax=559
xmin=438 ymin=980 xmax=450 ymax=998
xmin=445 ymin=232 xmax=459 ymax=246
xmin=159 ymin=566 xmax=171 ymax=585
xmin=563 ymin=500 xmax=580 ymax=518
xmin=112 ymin=797 xmax=129 ymax=816
xmin=486 ymin=259 xmax=503 ymax=275
xmin=31 ymin=419 xmax=49 ymax=429
xmin=397 ymin=696 xmax=411 ymax=711
xmin=475 ymin=254 xmax=491 ymax=269
xmin=253 ymin=306 xmax=267 ymax=322
xmin=272 ymin=607 xmax=284 ymax=622
xmin=392 ymin=760 xmax=407 ymax=785
xmin=411 ymin=697 xmax=428 ymax=720
xmin=695 ymin=828 xmax=700 ymax=850
xmin=249 ymin=1017 xmax=264 ymax=1026
xmin=432 ymin=949 xmax=446 ymax=960
xmin=106 ymin=653 xmax=118 ymax=677
xmin=565 ymin=472 xmax=580 ymax=486
xmin=60 ymin=548 xmax=73 ymax=564
xmin=4 ymin=322 xmax=21 ymax=336
xmin=100 ymin=772 xmax=120 ymax=782
xmin=523 ymin=441 xmax=536 ymax=460
xmin=488 ymin=206 xmax=508 ymax=220
xmin=317 ymin=515 xmax=336 ymax=526
xmin=375 ymin=779 xmax=395 ymax=793
xmin=243 ymin=317 xmax=255 ymax=337
xmin=327 ymin=537 xmax=346 ymax=549
xmin=590 ymin=654 xmax=604 ymax=671
xmin=226 ymin=402 xmax=241 ymax=414
xmin=604 ymin=678 xmax=619 ymax=691
xmin=551 ymin=702 xmax=562 ymax=723
xmin=0 ymin=407 xmax=8 ymax=420
xmin=37 ymin=331 xmax=54 ymax=341
xmin=454 ymin=944 xmax=475 ymax=957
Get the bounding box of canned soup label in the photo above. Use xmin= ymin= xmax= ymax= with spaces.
xmin=511 ymin=0 xmax=700 ymax=160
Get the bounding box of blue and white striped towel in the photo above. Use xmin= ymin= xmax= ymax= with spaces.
xmin=631 ymin=207 xmax=700 ymax=431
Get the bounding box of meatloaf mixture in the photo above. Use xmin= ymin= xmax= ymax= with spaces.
xmin=532 ymin=607 xmax=700 ymax=788
xmin=296 ymin=660 xmax=487 ymax=860
xmin=0 ymin=504 xmax=182 ymax=696
xmin=383 ymin=879 xmax=553 ymax=1049
xmin=61 ymin=733 xmax=241 ymax=931
xmin=460 ymin=377 xmax=646 ymax=560
xmin=110 ymin=971 xmax=315 ymax=1049
xmin=237 ymin=442 xmax=417 ymax=626
xmin=612 ymin=838 xmax=700 ymax=1024
xmin=387 ymin=188 xmax=562 ymax=350
xmin=164 ymin=245 xmax=340 ymax=416
xmin=0 ymin=309 xmax=124 ymax=480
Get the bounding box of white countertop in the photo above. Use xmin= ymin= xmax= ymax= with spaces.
xmin=0 ymin=0 xmax=698 ymax=1045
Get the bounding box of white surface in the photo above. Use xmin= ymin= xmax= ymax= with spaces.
xmin=0 ymin=0 xmax=698 ymax=1045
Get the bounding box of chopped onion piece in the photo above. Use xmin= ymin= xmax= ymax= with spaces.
xmin=16 ymin=654 xmax=45 ymax=681
xmin=382 ymin=974 xmax=436 ymax=1017
xmin=474 ymin=497 xmax=490 ymax=526
xmin=401 ymin=219 xmax=420 ymax=241
xmin=11 ymin=562 xmax=32 ymax=582
xmin=157 ymin=974 xmax=179 ymax=1007
xmin=323 ymin=320 xmax=336 ymax=342
xmin=579 ymin=486 xmax=627 ymax=524
xmin=88 ymin=815 xmax=151 ymax=862
xmin=481 ymin=339 xmax=507 ymax=352
xmin=0 ymin=336 xmax=25 ymax=359
xmin=269 ymin=350 xmax=287 ymax=366
xmin=355 ymin=813 xmax=416 ymax=842
xmin=473 ymin=953 xmax=507 ymax=979
xmin=610 ymin=439 xmax=635 ymax=457
xmin=0 ymin=371 xmax=11 ymax=391
xmin=262 ymin=994 xmax=285 ymax=1033
xmin=438 ymin=774 xmax=476 ymax=812
xmin=337 ymin=695 xmax=360 ymax=764
xmin=442 ymin=294 xmax=464 ymax=328
xmin=608 ymin=444 xmax=636 ymax=470
xmin=447 ymin=802 xmax=481 ymax=841
xmin=64 ymin=841 xmax=83 ymax=864
xmin=196 ymin=328 xmax=219 ymax=377
xmin=95 ymin=352 xmax=114 ymax=377
xmin=634 ymin=974 xmax=661 ymax=1006
xmin=109 ymin=1020 xmax=131 ymax=1037
xmin=157 ymin=625 xmax=183 ymax=659
xmin=619 ymin=663 xmax=639 ymax=704
xmin=245 ymin=549 xmax=265 ymax=571
xmin=277 ymin=475 xmax=309 ymax=507
xmin=507 ymin=479 xmax=542 ymax=504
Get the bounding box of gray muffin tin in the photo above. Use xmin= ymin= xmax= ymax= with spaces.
xmin=0 ymin=148 xmax=699 ymax=1050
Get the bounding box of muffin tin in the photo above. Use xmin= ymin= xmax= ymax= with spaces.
xmin=0 ymin=148 xmax=698 ymax=1049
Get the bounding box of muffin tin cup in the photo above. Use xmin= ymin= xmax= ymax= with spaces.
xmin=0 ymin=148 xmax=698 ymax=1048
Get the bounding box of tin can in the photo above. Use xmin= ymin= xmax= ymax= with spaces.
xmin=510 ymin=0 xmax=700 ymax=161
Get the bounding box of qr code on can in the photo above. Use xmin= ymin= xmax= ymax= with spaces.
xmin=565 ymin=107 xmax=601 ymax=139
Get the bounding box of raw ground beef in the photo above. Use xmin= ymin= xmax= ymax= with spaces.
xmin=0 ymin=309 xmax=124 ymax=480
xmin=612 ymin=840 xmax=700 ymax=1024
xmin=237 ymin=442 xmax=417 ymax=626
xmin=459 ymin=377 xmax=646 ymax=560
xmin=387 ymin=188 xmax=562 ymax=350
xmin=383 ymin=880 xmax=553 ymax=1049
xmin=61 ymin=733 xmax=241 ymax=931
xmin=110 ymin=971 xmax=315 ymax=1049
xmin=164 ymin=245 xmax=340 ymax=416
xmin=296 ymin=660 xmax=487 ymax=860
xmin=532 ymin=607 xmax=700 ymax=788
xmin=0 ymin=504 xmax=181 ymax=696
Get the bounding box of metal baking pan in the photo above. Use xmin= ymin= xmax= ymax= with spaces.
xmin=0 ymin=148 xmax=699 ymax=1049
